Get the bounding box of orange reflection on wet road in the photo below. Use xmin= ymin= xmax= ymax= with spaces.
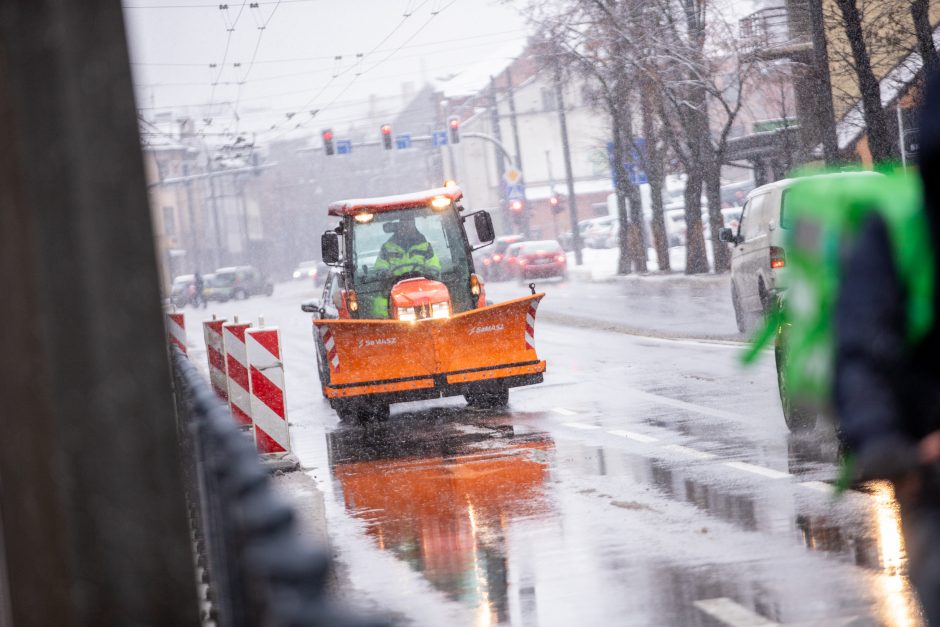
xmin=870 ymin=481 xmax=922 ymax=627
xmin=328 ymin=421 xmax=554 ymax=622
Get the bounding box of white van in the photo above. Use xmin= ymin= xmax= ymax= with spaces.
xmin=721 ymin=171 xmax=879 ymax=332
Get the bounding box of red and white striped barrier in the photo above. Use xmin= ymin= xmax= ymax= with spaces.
xmin=319 ymin=326 xmax=340 ymax=371
xmin=246 ymin=327 xmax=291 ymax=456
xmin=222 ymin=320 xmax=253 ymax=428
xmin=166 ymin=312 xmax=187 ymax=355
xmin=203 ymin=317 xmax=228 ymax=402
xmin=524 ymin=299 xmax=540 ymax=351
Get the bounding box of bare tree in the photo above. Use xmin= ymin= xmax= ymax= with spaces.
xmin=912 ymin=0 xmax=939 ymax=81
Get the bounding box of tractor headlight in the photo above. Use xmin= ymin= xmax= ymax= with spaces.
xmin=431 ymin=302 xmax=450 ymax=319
xmin=398 ymin=309 xmax=418 ymax=322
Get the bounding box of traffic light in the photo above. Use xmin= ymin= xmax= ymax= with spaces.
xmin=381 ymin=124 xmax=392 ymax=150
xmin=449 ymin=116 xmax=460 ymax=144
xmin=549 ymin=194 xmax=564 ymax=214
xmin=322 ymin=129 xmax=334 ymax=156
xmin=510 ymin=199 xmax=524 ymax=213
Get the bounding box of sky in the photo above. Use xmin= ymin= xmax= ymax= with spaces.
xmin=123 ymin=0 xmax=532 ymax=145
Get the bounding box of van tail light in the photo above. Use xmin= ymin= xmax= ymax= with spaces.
xmin=770 ymin=246 xmax=786 ymax=269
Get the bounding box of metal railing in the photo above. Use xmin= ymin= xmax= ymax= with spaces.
xmin=739 ymin=5 xmax=811 ymax=57
xmin=170 ymin=346 xmax=384 ymax=627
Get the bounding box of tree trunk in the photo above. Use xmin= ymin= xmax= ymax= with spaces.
xmin=609 ymin=97 xmax=635 ymax=275
xmin=704 ymin=159 xmax=730 ymax=272
xmin=684 ymin=172 xmax=709 ymax=274
xmin=835 ymin=0 xmax=897 ymax=162
xmin=912 ymin=0 xmax=939 ymax=80
xmin=641 ymin=87 xmax=669 ymax=271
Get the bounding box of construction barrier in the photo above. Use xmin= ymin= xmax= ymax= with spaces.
xmin=202 ymin=317 xmax=228 ymax=402
xmin=222 ymin=319 xmax=253 ymax=429
xmin=166 ymin=312 xmax=187 ymax=355
xmin=246 ymin=326 xmax=291 ymax=456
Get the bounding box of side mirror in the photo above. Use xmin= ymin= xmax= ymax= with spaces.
xmin=321 ymin=231 xmax=340 ymax=265
xmin=474 ymin=211 xmax=495 ymax=245
xmin=718 ymin=227 xmax=735 ymax=244
xmin=300 ymin=299 xmax=320 ymax=313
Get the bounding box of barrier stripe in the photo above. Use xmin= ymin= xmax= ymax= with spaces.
xmin=524 ymin=298 xmax=540 ymax=350
xmin=166 ymin=312 xmax=187 ymax=354
xmin=246 ymin=327 xmax=291 ymax=456
xmin=203 ymin=318 xmax=228 ymax=401
xmin=223 ymin=322 xmax=253 ymax=428
xmin=320 ymin=326 xmax=340 ymax=370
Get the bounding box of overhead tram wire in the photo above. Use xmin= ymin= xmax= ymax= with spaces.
xmin=230 ymin=0 xmax=283 ymax=134
xmin=258 ymin=0 xmax=432 ymax=139
xmin=129 ymin=28 xmax=527 ymax=68
xmin=265 ymin=0 xmax=458 ymax=141
xmin=206 ymin=1 xmax=249 ymax=124
xmin=122 ymin=0 xmax=314 ymax=8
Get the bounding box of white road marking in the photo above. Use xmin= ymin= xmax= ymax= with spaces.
xmin=724 ymin=461 xmax=791 ymax=480
xmin=608 ymin=430 xmax=658 ymax=443
xmin=553 ymin=407 xmax=577 ymax=416
xmin=562 ymin=422 xmax=601 ymax=430
xmin=800 ymin=481 xmax=836 ymax=494
xmin=694 ymin=597 xmax=778 ymax=626
xmin=661 ymin=444 xmax=717 ymax=460
xmin=623 ymin=387 xmax=747 ymax=422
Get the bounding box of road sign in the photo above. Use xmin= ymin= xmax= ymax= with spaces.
xmin=336 ymin=139 xmax=352 ymax=155
xmin=506 ymin=182 xmax=525 ymax=201
xmin=607 ymin=139 xmax=647 ymax=186
xmin=395 ymin=134 xmax=412 ymax=150
xmin=432 ymin=130 xmax=448 ymax=146
xmin=504 ymin=168 xmax=522 ymax=185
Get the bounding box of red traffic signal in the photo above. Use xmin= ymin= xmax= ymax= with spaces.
xmin=448 ymin=116 xmax=460 ymax=144
xmin=381 ymin=124 xmax=392 ymax=150
xmin=510 ymin=199 xmax=524 ymax=212
xmin=322 ymin=129 xmax=335 ymax=156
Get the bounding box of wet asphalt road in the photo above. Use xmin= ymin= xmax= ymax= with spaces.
xmin=186 ymin=277 xmax=923 ymax=626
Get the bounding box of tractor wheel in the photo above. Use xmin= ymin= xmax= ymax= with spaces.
xmin=775 ymin=338 xmax=816 ymax=432
xmin=465 ymin=387 xmax=509 ymax=410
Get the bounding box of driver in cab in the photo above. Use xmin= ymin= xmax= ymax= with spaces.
xmin=370 ymin=214 xmax=441 ymax=317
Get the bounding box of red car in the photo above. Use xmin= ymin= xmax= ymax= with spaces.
xmin=512 ymin=240 xmax=567 ymax=281
xmin=480 ymin=234 xmax=524 ymax=281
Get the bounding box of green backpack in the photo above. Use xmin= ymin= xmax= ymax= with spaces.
xmin=743 ymin=169 xmax=935 ymax=417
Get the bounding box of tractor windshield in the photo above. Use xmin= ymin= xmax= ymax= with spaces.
xmin=349 ymin=205 xmax=474 ymax=318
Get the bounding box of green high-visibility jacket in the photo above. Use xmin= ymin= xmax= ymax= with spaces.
xmin=369 ymin=234 xmax=442 ymax=318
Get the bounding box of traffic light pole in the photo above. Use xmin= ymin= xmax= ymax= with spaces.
xmin=504 ymin=66 xmax=530 ymax=238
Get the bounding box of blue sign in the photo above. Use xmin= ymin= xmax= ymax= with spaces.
xmin=432 ymin=130 xmax=448 ymax=146
xmin=505 ymin=182 xmax=525 ymax=201
xmin=336 ymin=139 xmax=352 ymax=155
xmin=606 ymin=139 xmax=647 ymax=186
xmin=396 ymin=134 xmax=412 ymax=150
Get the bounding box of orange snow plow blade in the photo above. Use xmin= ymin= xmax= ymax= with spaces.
xmin=314 ymin=293 xmax=546 ymax=400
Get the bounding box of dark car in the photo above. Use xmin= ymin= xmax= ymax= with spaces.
xmin=170 ymin=274 xmax=195 ymax=308
xmin=480 ymin=234 xmax=524 ymax=281
xmin=209 ymin=266 xmax=274 ymax=301
xmin=513 ymin=240 xmax=567 ymax=282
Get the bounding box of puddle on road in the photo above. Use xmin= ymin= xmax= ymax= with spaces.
xmin=326 ymin=409 xmax=554 ymax=624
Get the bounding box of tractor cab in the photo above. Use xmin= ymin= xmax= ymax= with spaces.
xmin=321 ymin=186 xmax=496 ymax=321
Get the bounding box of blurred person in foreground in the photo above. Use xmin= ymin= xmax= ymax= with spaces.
xmin=834 ymin=72 xmax=940 ymax=624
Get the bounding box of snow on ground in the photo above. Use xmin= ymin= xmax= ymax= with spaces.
xmin=568 ymin=242 xmax=717 ymax=280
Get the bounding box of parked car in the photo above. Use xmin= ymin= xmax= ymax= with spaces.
xmin=170 ymin=274 xmax=195 ymax=308
xmin=513 ymin=240 xmax=567 ymax=282
xmin=292 ymin=259 xmax=326 ymax=284
xmin=559 ymin=219 xmax=593 ymax=251
xmin=480 ymin=234 xmax=524 ymax=281
xmin=209 ymin=266 xmax=274 ymax=301
xmin=583 ymin=216 xmax=618 ymax=248
xmin=720 ymin=171 xmax=878 ymax=332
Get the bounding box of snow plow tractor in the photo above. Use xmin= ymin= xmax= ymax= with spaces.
xmin=301 ymin=185 xmax=546 ymax=423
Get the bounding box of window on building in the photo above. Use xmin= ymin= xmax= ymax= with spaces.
xmin=541 ymin=87 xmax=557 ymax=112
xmin=163 ymin=206 xmax=176 ymax=237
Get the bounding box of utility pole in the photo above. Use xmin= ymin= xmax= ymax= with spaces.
xmin=554 ymin=64 xmax=583 ymax=265
xmin=489 ymin=76 xmax=510 ymax=233
xmin=545 ymin=150 xmax=560 ymax=239
xmin=206 ymin=155 xmax=224 ymax=268
xmin=807 ymin=0 xmax=840 ymax=164
xmin=183 ymin=161 xmax=201 ymax=272
xmin=504 ymin=66 xmax=530 ymax=237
